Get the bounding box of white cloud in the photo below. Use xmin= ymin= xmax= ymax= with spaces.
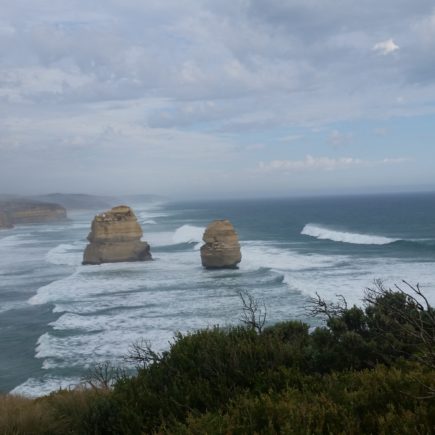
xmin=258 ymin=155 xmax=408 ymax=172
xmin=328 ymin=130 xmax=352 ymax=147
xmin=244 ymin=143 xmax=265 ymax=151
xmin=0 ymin=22 xmax=15 ymax=36
xmin=0 ymin=0 xmax=433 ymax=195
xmin=412 ymin=11 xmax=435 ymax=42
xmin=0 ymin=67 xmax=94 ymax=102
xmin=279 ymin=134 xmax=303 ymax=143
xmin=374 ymin=127 xmax=387 ymax=136
xmin=373 ymin=38 xmax=399 ymax=55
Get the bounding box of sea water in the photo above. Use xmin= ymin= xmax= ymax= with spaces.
xmin=1 ymin=193 xmax=434 ymax=396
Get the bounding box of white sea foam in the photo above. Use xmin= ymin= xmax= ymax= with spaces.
xmin=46 ymin=243 xmax=84 ymax=266
xmin=138 ymin=211 xmax=169 ymax=222
xmin=19 ymin=244 xmax=435 ymax=396
xmin=145 ymin=225 xmax=204 ymax=248
xmin=241 ymin=241 xmax=347 ymax=272
xmin=0 ymin=234 xmax=27 ymax=248
xmin=28 ymin=267 xmax=147 ymax=306
xmin=145 ymin=231 xmax=176 ymax=247
xmin=173 ymin=224 xmax=204 ymax=249
xmin=10 ymin=375 xmax=81 ymax=398
xmin=36 ymin=302 xmax=235 ymax=369
xmin=284 ymin=256 xmax=435 ymax=306
xmin=8 ymin=209 xmax=435 ymax=398
xmin=301 ymin=224 xmax=399 ymax=245
xmin=0 ymin=300 xmax=28 ymax=314
xmin=142 ymin=219 xmax=157 ymax=225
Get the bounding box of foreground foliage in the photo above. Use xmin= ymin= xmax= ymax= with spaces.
xmin=1 ymin=282 xmax=434 ymax=434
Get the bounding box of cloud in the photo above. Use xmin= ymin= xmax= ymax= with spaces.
xmin=373 ymin=38 xmax=400 ymax=55
xmin=258 ymin=155 xmax=409 ymax=172
xmin=374 ymin=127 xmax=388 ymax=136
xmin=0 ymin=0 xmax=433 ymax=195
xmin=328 ymin=130 xmax=353 ymax=147
xmin=279 ymin=134 xmax=303 ymax=143
xmin=244 ymin=143 xmax=265 ymax=151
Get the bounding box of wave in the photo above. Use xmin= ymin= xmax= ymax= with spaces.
xmin=172 ymin=225 xmax=204 ymax=249
xmin=45 ymin=243 xmax=84 ymax=266
xmin=0 ymin=234 xmax=28 ymax=248
xmin=301 ymin=224 xmax=399 ymax=245
xmin=142 ymin=219 xmax=157 ymax=225
xmin=10 ymin=375 xmax=81 ymax=398
xmin=241 ymin=241 xmax=349 ymax=272
xmin=138 ymin=211 xmax=169 ymax=224
xmin=144 ymin=225 xmax=204 ymax=249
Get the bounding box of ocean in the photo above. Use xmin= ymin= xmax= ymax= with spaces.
xmin=1 ymin=192 xmax=435 ymax=396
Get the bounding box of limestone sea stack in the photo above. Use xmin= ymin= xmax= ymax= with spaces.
xmin=82 ymin=205 xmax=152 ymax=265
xmin=200 ymin=220 xmax=242 ymax=269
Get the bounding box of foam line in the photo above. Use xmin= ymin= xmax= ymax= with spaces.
xmin=301 ymin=224 xmax=399 ymax=245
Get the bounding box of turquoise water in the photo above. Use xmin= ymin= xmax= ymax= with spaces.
xmin=1 ymin=193 xmax=434 ymax=396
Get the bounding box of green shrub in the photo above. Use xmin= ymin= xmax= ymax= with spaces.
xmin=111 ymin=325 xmax=308 ymax=432
xmin=3 ymin=284 xmax=434 ymax=434
xmin=170 ymin=365 xmax=435 ymax=434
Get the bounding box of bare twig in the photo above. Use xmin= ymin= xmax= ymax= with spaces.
xmin=238 ymin=290 xmax=267 ymax=333
xmin=306 ymin=292 xmax=348 ymax=321
xmin=124 ymin=339 xmax=163 ymax=370
xmin=82 ymin=361 xmax=125 ymax=390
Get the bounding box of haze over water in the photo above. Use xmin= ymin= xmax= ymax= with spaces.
xmin=1 ymin=192 xmax=434 ymax=397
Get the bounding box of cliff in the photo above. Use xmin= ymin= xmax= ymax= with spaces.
xmin=32 ymin=193 xmax=113 ymax=211
xmin=0 ymin=200 xmax=67 ymax=226
xmin=0 ymin=211 xmax=13 ymax=229
xmin=200 ymin=220 xmax=242 ymax=269
xmin=83 ymin=205 xmax=152 ymax=265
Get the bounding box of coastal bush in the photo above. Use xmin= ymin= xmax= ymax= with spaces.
xmin=45 ymin=388 xmax=118 ymax=435
xmin=0 ymin=388 xmax=117 ymax=435
xmin=0 ymin=394 xmax=56 ymax=434
xmin=106 ymin=282 xmax=435 ymax=433
xmin=110 ymin=326 xmax=308 ymax=432
xmin=169 ymin=364 xmax=435 ymax=434
xmin=2 ymin=282 xmax=434 ymax=434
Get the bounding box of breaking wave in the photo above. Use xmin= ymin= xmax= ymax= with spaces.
xmin=45 ymin=243 xmax=84 ymax=266
xmin=172 ymin=225 xmax=204 ymax=249
xmin=301 ymin=224 xmax=399 ymax=245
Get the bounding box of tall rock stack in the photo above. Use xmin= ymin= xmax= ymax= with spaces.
xmin=200 ymin=220 xmax=242 ymax=269
xmin=82 ymin=205 xmax=152 ymax=265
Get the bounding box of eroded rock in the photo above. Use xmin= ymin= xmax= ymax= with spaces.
xmin=83 ymin=205 xmax=152 ymax=265
xmin=200 ymin=220 xmax=241 ymax=269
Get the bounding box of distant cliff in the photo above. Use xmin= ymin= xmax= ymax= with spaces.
xmin=0 ymin=211 xmax=13 ymax=229
xmin=0 ymin=193 xmax=166 ymax=213
xmin=0 ymin=200 xmax=67 ymax=228
xmin=32 ymin=193 xmax=113 ymax=211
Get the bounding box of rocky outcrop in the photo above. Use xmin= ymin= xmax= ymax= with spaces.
xmin=0 ymin=201 xmax=67 ymax=225
xmin=83 ymin=205 xmax=152 ymax=265
xmin=0 ymin=211 xmax=13 ymax=229
xmin=200 ymin=220 xmax=242 ymax=269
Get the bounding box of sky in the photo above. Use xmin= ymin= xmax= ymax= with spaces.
xmin=1 ymin=0 xmax=435 ymax=199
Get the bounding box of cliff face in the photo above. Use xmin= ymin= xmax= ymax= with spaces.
xmin=83 ymin=205 xmax=152 ymax=265
xmin=0 ymin=211 xmax=13 ymax=229
xmin=0 ymin=201 xmax=67 ymax=225
xmin=200 ymin=220 xmax=242 ymax=269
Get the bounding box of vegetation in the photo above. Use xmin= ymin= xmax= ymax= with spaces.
xmin=1 ymin=281 xmax=434 ymax=434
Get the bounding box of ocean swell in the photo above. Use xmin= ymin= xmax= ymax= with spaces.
xmin=301 ymin=224 xmax=399 ymax=245
xmin=172 ymin=224 xmax=204 ymax=249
